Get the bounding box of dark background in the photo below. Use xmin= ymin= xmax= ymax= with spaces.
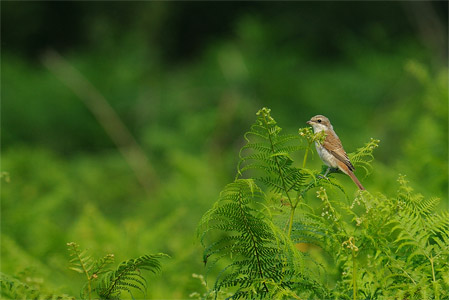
xmin=2 ymin=2 xmax=448 ymax=62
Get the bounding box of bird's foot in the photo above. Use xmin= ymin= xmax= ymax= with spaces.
xmin=318 ymin=167 xmax=338 ymax=180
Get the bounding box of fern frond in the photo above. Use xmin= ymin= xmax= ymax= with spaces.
xmin=296 ymin=171 xmax=348 ymax=204
xmin=97 ymin=253 xmax=168 ymax=300
xmin=0 ymin=272 xmax=75 ymax=300
xmin=67 ymin=242 xmax=95 ymax=275
xmin=380 ymin=178 xmax=449 ymax=299
xmin=348 ymin=138 xmax=380 ymax=177
xmin=91 ymin=254 xmax=115 ymax=277
xmin=67 ymin=242 xmax=96 ymax=299
xmin=67 ymin=242 xmax=167 ymax=299
xmin=200 ymin=179 xmax=285 ymax=298
xmin=199 ymin=179 xmax=326 ymax=298
xmin=236 ymin=108 xmax=306 ymax=205
xmin=427 ymin=211 xmax=449 ymax=236
xmin=291 ymin=213 xmax=329 ymax=248
xmin=396 ymin=176 xmax=441 ymax=220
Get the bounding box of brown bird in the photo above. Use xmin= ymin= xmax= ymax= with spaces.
xmin=307 ymin=115 xmax=365 ymax=190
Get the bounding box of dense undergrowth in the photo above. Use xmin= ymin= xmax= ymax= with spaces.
xmin=198 ymin=108 xmax=449 ymax=299
xmin=1 ymin=6 xmax=448 ymax=299
xmin=3 ymin=106 xmax=447 ymax=299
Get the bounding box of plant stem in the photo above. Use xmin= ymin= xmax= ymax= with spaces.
xmin=87 ymin=276 xmax=92 ymax=300
xmin=71 ymin=243 xmax=92 ymax=300
xmin=430 ymin=256 xmax=436 ymax=283
xmin=302 ymin=145 xmax=310 ymax=168
xmin=352 ymin=248 xmax=357 ymax=300
xmin=79 ymin=258 xmax=92 ymax=300
xmin=287 ymin=205 xmax=297 ymax=238
xmin=429 ymin=255 xmax=438 ymax=299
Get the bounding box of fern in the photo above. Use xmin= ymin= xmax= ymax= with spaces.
xmin=67 ymin=242 xmax=168 ymax=300
xmin=385 ymin=177 xmax=449 ymax=299
xmin=199 ymin=179 xmax=283 ymax=297
xmin=199 ymin=109 xmax=344 ymax=299
xmin=198 ymin=107 xmax=447 ymax=300
xmin=97 ymin=254 xmax=168 ymax=299
xmin=348 ymin=138 xmax=380 ymax=178
xmin=237 ymin=108 xmax=307 ymax=201
xmin=0 ymin=272 xmax=75 ymax=300
xmin=397 ymin=174 xmax=441 ymax=217
xmin=199 ymin=179 xmax=325 ymax=299
xmin=67 ymin=242 xmax=103 ymax=299
xmin=237 ymin=108 xmax=330 ymax=238
xmin=329 ymin=177 xmax=449 ymax=300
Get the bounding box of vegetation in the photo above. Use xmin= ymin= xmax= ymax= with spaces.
xmin=1 ymin=2 xmax=447 ymax=299
xmin=198 ymin=108 xmax=448 ymax=299
xmin=66 ymin=242 xmax=167 ymax=300
xmin=1 ymin=243 xmax=167 ymax=300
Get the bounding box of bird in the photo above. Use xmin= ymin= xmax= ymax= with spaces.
xmin=307 ymin=115 xmax=365 ymax=190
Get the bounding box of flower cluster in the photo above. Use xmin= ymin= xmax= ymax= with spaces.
xmin=342 ymin=236 xmax=359 ymax=252
xmin=317 ymin=187 xmax=338 ymax=222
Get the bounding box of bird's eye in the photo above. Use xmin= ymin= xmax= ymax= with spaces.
xmin=317 ymin=119 xmax=321 ymax=123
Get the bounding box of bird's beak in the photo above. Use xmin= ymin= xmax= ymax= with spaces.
xmin=306 ymin=120 xmax=312 ymax=125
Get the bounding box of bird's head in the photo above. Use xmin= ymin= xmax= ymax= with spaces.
xmin=307 ymin=115 xmax=332 ymax=132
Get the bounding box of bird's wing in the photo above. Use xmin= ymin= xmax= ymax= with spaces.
xmin=323 ymin=130 xmax=355 ymax=171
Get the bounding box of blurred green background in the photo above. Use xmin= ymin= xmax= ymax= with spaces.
xmin=1 ymin=2 xmax=448 ymax=298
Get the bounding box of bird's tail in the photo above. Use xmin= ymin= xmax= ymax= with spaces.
xmin=348 ymin=170 xmax=365 ymax=190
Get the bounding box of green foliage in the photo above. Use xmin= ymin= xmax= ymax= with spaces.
xmin=348 ymin=138 xmax=380 ymax=178
xmin=237 ymin=108 xmax=339 ymax=237
xmin=0 ymin=272 xmax=74 ymax=300
xmin=200 ymin=179 xmax=279 ymax=297
xmin=189 ymin=273 xmax=233 ymax=300
xmin=383 ymin=176 xmax=449 ymax=299
xmin=316 ymin=174 xmax=449 ymax=300
xmin=1 ymin=6 xmax=447 ymax=298
xmin=67 ymin=242 xmax=168 ymax=300
xmin=0 ymin=243 xmax=168 ymax=300
xmin=198 ymin=179 xmax=326 ymax=299
xmin=198 ymin=108 xmax=449 ymax=299
xmin=97 ymin=254 xmax=168 ymax=299
xmin=237 ymin=108 xmax=307 ymax=194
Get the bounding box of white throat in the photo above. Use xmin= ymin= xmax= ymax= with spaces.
xmin=311 ymin=123 xmax=329 ymax=133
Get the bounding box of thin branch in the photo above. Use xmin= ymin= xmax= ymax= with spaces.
xmin=42 ymin=49 xmax=158 ymax=194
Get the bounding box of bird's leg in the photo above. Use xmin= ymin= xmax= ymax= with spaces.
xmin=319 ymin=167 xmax=341 ymax=180
xmin=318 ymin=167 xmax=332 ymax=180
xmin=323 ymin=167 xmax=331 ymax=177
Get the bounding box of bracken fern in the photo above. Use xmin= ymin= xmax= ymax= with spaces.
xmin=198 ymin=107 xmax=448 ymax=300
xmin=198 ymin=179 xmax=326 ymax=299
xmin=67 ymin=242 xmax=168 ymax=300
xmin=97 ymin=254 xmax=168 ymax=299
xmin=0 ymin=272 xmax=75 ymax=300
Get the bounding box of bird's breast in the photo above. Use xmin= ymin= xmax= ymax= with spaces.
xmin=315 ymin=142 xmax=339 ymax=168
